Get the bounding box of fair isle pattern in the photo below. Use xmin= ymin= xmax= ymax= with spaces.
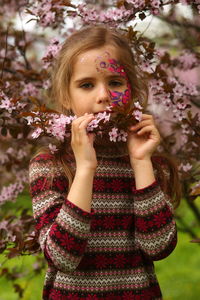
xmin=29 ymin=153 xmax=177 ymax=300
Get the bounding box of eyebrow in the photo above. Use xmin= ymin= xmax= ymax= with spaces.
xmin=74 ymin=74 xmax=125 ymax=84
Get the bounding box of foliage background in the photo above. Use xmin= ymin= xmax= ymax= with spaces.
xmin=0 ymin=1 xmax=200 ymax=299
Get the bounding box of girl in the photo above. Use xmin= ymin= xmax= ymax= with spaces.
xmin=29 ymin=26 xmax=180 ymax=300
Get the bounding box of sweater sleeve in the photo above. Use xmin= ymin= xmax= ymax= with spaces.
xmin=133 ymin=180 xmax=177 ymax=261
xmin=29 ymin=153 xmax=93 ymax=273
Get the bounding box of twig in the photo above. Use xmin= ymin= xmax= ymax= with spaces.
xmin=18 ymin=11 xmax=32 ymax=70
xmin=156 ymin=15 xmax=200 ymax=33
xmin=0 ymin=26 xmax=9 ymax=80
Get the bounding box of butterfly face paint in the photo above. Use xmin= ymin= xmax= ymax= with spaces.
xmin=95 ymin=52 xmax=132 ymax=107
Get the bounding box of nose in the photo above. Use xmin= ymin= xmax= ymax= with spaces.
xmin=96 ymin=85 xmax=110 ymax=104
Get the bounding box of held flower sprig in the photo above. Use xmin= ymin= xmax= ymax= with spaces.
xmin=24 ymin=99 xmax=143 ymax=153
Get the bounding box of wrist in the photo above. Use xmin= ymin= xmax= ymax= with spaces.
xmin=130 ymin=156 xmax=152 ymax=167
xmin=130 ymin=159 xmax=156 ymax=190
xmin=76 ymin=165 xmax=96 ymax=176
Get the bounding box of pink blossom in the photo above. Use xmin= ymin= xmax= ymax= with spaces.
xmin=96 ymin=111 xmax=111 ymax=123
xmin=77 ymin=4 xmax=134 ymax=25
xmin=171 ymin=80 xmax=184 ymax=99
xmin=140 ymin=60 xmax=155 ymax=73
xmin=0 ymin=181 xmax=25 ymax=205
xmin=49 ymin=143 xmax=58 ymax=154
xmin=133 ymin=110 xmax=142 ymax=121
xmin=149 ymin=79 xmax=163 ymax=94
xmin=126 ymin=0 xmax=145 ymax=8
xmin=32 ymin=127 xmax=43 ymax=139
xmin=0 ymin=220 xmax=9 ymax=230
xmin=22 ymin=83 xmax=39 ymax=97
xmin=6 ymin=147 xmax=15 ymax=155
xmin=47 ymin=114 xmax=76 ymax=141
xmin=179 ymin=162 xmax=193 ymax=172
xmin=109 ymin=127 xmax=118 ymax=142
xmin=173 ymin=107 xmax=186 ymax=121
xmin=181 ymin=134 xmax=188 ymax=145
xmin=0 ymin=153 xmax=9 ymax=164
xmin=134 ymin=101 xmax=142 ymax=110
xmin=183 ymin=83 xmax=198 ymax=96
xmin=177 ymin=51 xmax=198 ymax=70
xmin=176 ymin=102 xmax=187 ymax=110
xmin=0 ymin=98 xmax=14 ymax=113
xmin=43 ymin=79 xmax=51 ymax=89
xmin=118 ymin=130 xmax=128 ymax=142
xmin=162 ymin=94 xmax=172 ymax=110
xmin=6 ymin=147 xmax=27 ymax=160
xmin=181 ymin=123 xmax=190 ymax=135
xmin=150 ymin=0 xmax=161 ymax=9
xmin=0 ymin=91 xmax=27 ymax=113
xmin=30 ymin=0 xmax=63 ymax=27
xmin=87 ymin=112 xmax=111 ymax=132
xmin=179 ymin=0 xmax=189 ymax=4
xmin=25 ymin=116 xmax=34 ymax=125
xmin=42 ymin=38 xmax=62 ymax=68
xmin=151 ymin=8 xmax=160 ymax=15
xmin=87 ymin=118 xmax=99 ymax=132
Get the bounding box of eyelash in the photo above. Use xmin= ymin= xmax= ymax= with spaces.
xmin=80 ymin=81 xmax=124 ymax=89
xmin=80 ymin=83 xmax=93 ymax=89
xmin=110 ymin=80 xmax=123 ymax=87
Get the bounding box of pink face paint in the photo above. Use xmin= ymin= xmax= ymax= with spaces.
xmin=109 ymin=86 xmax=131 ymax=107
xmin=95 ymin=54 xmax=132 ymax=107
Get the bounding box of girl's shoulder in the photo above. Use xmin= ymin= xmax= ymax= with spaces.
xmin=30 ymin=152 xmax=55 ymax=164
xmin=29 ymin=151 xmax=60 ymax=176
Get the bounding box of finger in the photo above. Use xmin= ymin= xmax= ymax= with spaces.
xmin=77 ymin=115 xmax=95 ymax=130
xmin=141 ymin=114 xmax=154 ymax=121
xmin=136 ymin=125 xmax=160 ymax=137
xmin=72 ymin=115 xmax=95 ymax=143
xmin=129 ymin=120 xmax=156 ymax=132
xmin=71 ymin=115 xmax=94 ymax=135
xmin=72 ymin=114 xmax=93 ymax=128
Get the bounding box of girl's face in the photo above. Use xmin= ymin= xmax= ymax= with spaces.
xmin=68 ymin=45 xmax=131 ymax=116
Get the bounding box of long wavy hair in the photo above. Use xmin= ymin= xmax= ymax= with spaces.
xmin=34 ymin=25 xmax=181 ymax=208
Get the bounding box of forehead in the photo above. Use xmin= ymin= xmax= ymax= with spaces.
xmin=72 ymin=45 xmax=120 ymax=77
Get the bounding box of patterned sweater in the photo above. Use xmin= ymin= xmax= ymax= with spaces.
xmin=29 ymin=152 xmax=177 ymax=300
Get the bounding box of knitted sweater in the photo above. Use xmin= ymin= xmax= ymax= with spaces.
xmin=29 ymin=152 xmax=177 ymax=300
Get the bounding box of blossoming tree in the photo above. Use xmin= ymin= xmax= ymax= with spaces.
xmin=0 ymin=0 xmax=200 ymax=296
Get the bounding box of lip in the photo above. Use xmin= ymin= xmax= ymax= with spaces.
xmin=94 ymin=107 xmax=112 ymax=115
xmin=93 ymin=110 xmax=107 ymax=115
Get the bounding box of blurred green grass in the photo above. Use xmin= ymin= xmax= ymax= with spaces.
xmin=0 ymin=195 xmax=199 ymax=300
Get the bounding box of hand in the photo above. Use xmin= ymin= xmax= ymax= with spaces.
xmin=127 ymin=114 xmax=161 ymax=161
xmin=71 ymin=113 xmax=97 ymax=171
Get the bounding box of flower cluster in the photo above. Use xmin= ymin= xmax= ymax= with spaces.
xmin=0 ymin=179 xmax=26 ymax=206
xmin=175 ymin=51 xmax=199 ymax=70
xmin=23 ymin=100 xmax=143 ymax=153
xmin=76 ymin=4 xmax=134 ymax=25
xmin=0 ymin=90 xmax=27 ymax=114
xmin=42 ymin=38 xmax=62 ymax=69
xmin=28 ymin=0 xmax=62 ymax=27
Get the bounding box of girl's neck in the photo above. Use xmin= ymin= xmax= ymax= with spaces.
xmin=93 ymin=134 xmax=128 ymax=158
